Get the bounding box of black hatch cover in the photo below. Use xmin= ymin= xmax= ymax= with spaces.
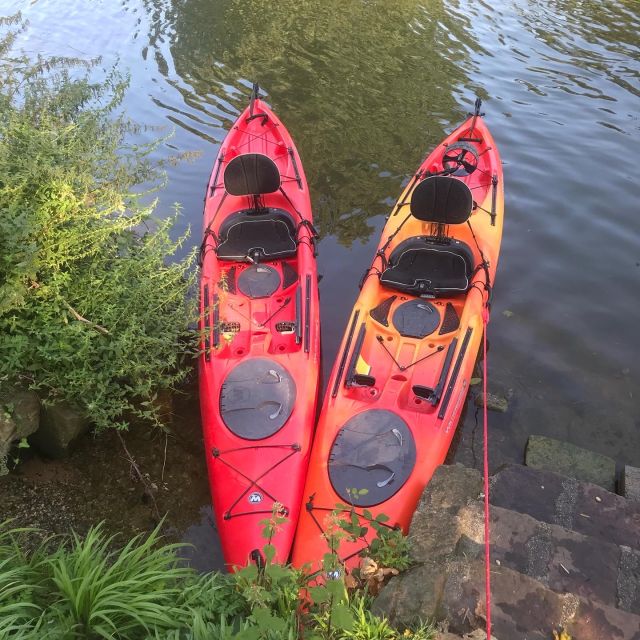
xmin=220 ymin=358 xmax=296 ymax=440
xmin=237 ymin=264 xmax=281 ymax=299
xmin=328 ymin=409 xmax=416 ymax=507
xmin=392 ymin=299 xmax=440 ymax=339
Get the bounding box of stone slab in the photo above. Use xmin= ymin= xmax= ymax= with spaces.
xmin=525 ymin=435 xmax=616 ymax=492
xmin=375 ymin=465 xmax=483 ymax=629
xmin=490 ymin=465 xmax=640 ymax=549
xmin=618 ymin=546 xmax=640 ymax=615
xmin=623 ymin=466 xmax=640 ymax=502
xmin=409 ymin=464 xmax=482 ymax=562
xmin=457 ymin=502 xmax=626 ymax=611
xmin=441 ymin=559 xmax=640 ymax=640
xmin=373 ymin=562 xmax=448 ymax=629
xmin=474 ymin=392 xmax=508 ymax=413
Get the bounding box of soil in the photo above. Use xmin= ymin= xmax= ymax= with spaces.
xmin=0 ymin=372 xmax=224 ymax=572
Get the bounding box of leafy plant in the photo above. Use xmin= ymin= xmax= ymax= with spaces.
xmin=0 ymin=506 xmax=427 ymax=640
xmin=365 ymin=523 xmax=411 ymax=573
xmin=330 ymin=504 xmax=411 ymax=573
xmin=43 ymin=524 xmax=195 ymax=637
xmin=0 ymin=14 xmax=197 ymax=432
xmin=0 ymin=524 xmax=48 ymax=638
xmin=339 ymin=593 xmax=397 ymax=640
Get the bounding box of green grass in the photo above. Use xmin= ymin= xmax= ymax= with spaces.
xmin=0 ymin=521 xmax=436 ymax=640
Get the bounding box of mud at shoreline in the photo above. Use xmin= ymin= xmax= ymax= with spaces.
xmin=0 ymin=373 xmax=223 ymax=572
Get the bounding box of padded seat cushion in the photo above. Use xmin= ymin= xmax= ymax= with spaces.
xmin=216 ymin=208 xmax=297 ymax=262
xmin=380 ymin=236 xmax=474 ymax=296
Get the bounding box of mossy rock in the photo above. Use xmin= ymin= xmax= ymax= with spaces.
xmin=30 ymin=402 xmax=90 ymax=459
xmin=0 ymin=388 xmax=40 ymax=446
xmin=525 ymin=435 xmax=616 ymax=492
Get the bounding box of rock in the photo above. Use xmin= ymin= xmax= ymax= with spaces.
xmin=378 ymin=461 xmax=640 ymax=639
xmin=463 ymin=631 xmax=499 ymax=640
xmin=373 ymin=563 xmax=448 ymax=628
xmin=374 ymin=465 xmax=482 ymax=626
xmin=525 ymin=435 xmax=616 ymax=492
xmin=0 ymin=388 xmax=40 ymax=446
xmin=30 ymin=402 xmax=90 ymax=458
xmin=409 ymin=464 xmax=482 ymax=561
xmin=474 ymin=393 xmax=508 ymax=413
xmin=617 ymin=546 xmax=640 ymax=615
xmin=622 ymin=466 xmax=640 ymax=502
xmin=457 ymin=502 xmax=635 ymax=613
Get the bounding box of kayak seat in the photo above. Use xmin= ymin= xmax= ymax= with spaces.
xmin=379 ymin=176 xmax=475 ymax=297
xmin=224 ymin=152 xmax=281 ymax=196
xmin=216 ymin=207 xmax=298 ymax=262
xmin=380 ymin=236 xmax=474 ymax=296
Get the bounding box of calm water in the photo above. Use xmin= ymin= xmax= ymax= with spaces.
xmin=7 ymin=0 xmax=640 ymax=563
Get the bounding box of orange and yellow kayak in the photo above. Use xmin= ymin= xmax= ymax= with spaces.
xmin=291 ymin=103 xmax=503 ymax=572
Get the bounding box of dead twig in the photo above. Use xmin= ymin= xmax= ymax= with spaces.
xmin=64 ymin=301 xmax=111 ymax=335
xmin=161 ymin=432 xmax=168 ymax=482
xmin=116 ymin=431 xmax=161 ymax=522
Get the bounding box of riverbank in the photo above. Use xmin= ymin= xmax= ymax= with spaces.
xmin=0 ymin=374 xmax=222 ymax=572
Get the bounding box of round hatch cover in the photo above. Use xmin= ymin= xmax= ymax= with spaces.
xmin=220 ymin=358 xmax=296 ymax=440
xmin=328 ymin=409 xmax=416 ymax=507
xmin=237 ymin=264 xmax=281 ymax=299
xmin=392 ymin=299 xmax=440 ymax=339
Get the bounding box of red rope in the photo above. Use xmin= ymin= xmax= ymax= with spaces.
xmin=482 ymin=303 xmax=492 ymax=638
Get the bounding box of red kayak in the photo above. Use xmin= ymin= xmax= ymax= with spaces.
xmin=199 ymin=85 xmax=320 ymax=569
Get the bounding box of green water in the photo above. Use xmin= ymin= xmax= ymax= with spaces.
xmin=6 ymin=0 xmax=640 ymax=568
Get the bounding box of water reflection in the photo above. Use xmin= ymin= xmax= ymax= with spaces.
xmin=141 ymin=0 xmax=477 ymax=244
xmin=514 ymin=0 xmax=640 ymax=99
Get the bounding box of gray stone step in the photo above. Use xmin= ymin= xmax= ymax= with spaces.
xmin=623 ymin=466 xmax=640 ymax=502
xmin=408 ymin=463 xmax=483 ymax=562
xmin=377 ymin=553 xmax=640 ymax=640
xmin=456 ymin=501 xmax=640 ymax=615
xmin=376 ymin=463 xmax=640 ymax=637
xmin=490 ymin=464 xmax=640 ymax=549
xmin=440 ymin=559 xmax=640 ymax=640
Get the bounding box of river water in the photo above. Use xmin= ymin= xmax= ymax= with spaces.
xmin=6 ymin=0 xmax=640 ymax=566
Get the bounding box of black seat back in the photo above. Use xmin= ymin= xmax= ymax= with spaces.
xmin=224 ymin=153 xmax=280 ymax=196
xmin=410 ymin=175 xmax=472 ymax=224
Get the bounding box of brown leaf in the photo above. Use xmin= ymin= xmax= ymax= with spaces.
xmin=344 ymin=573 xmax=359 ymax=589
xmin=360 ymin=556 xmax=378 ymax=578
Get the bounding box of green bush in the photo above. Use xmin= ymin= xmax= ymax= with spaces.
xmin=0 ymin=14 xmax=197 ymax=431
